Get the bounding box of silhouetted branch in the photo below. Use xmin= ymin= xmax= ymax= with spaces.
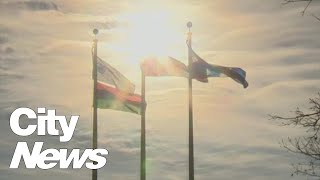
xmin=283 ymin=0 xmax=312 ymax=4
xmin=270 ymin=92 xmax=320 ymax=177
xmin=282 ymin=0 xmax=313 ymax=13
xmin=312 ymin=14 xmax=320 ymax=21
xmin=302 ymin=0 xmax=313 ymax=16
xmin=292 ymin=161 xmax=320 ymax=178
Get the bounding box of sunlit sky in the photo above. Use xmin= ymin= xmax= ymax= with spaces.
xmin=1 ymin=0 xmax=320 ymax=180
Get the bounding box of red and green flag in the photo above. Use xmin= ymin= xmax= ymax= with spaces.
xmin=96 ymin=82 xmax=142 ymax=114
xmin=95 ymin=57 xmax=142 ymax=114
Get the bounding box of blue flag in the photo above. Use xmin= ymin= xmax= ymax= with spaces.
xmin=190 ymin=48 xmax=249 ymax=88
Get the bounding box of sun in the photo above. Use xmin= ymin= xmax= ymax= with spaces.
xmin=110 ymin=8 xmax=184 ymax=63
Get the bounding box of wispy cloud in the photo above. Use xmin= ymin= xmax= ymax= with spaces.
xmin=0 ymin=0 xmax=319 ymax=179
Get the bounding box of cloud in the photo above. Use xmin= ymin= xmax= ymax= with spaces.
xmin=0 ymin=0 xmax=319 ymax=180
xmin=1 ymin=1 xmax=58 ymax=12
xmin=0 ymin=36 xmax=8 ymax=44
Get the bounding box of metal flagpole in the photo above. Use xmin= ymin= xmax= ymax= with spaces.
xmin=187 ymin=22 xmax=194 ymax=180
xmin=141 ymin=71 xmax=146 ymax=180
xmin=92 ymin=28 xmax=99 ymax=180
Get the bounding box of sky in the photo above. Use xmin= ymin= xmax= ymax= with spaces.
xmin=0 ymin=0 xmax=320 ymax=179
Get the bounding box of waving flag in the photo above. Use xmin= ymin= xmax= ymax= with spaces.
xmin=191 ymin=48 xmax=249 ymax=88
xmin=93 ymin=57 xmax=142 ymax=114
xmin=96 ymin=82 xmax=142 ymax=114
xmin=141 ymin=56 xmax=188 ymax=77
xmin=97 ymin=57 xmax=135 ymax=93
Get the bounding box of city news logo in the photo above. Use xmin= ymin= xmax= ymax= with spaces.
xmin=9 ymin=108 xmax=108 ymax=170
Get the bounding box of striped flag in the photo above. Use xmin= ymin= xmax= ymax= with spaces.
xmin=96 ymin=82 xmax=142 ymax=114
xmin=94 ymin=57 xmax=142 ymax=114
xmin=97 ymin=57 xmax=135 ymax=94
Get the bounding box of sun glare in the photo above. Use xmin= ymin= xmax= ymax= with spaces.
xmin=111 ymin=9 xmax=183 ymax=63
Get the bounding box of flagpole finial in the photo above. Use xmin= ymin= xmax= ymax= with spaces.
xmin=93 ymin=28 xmax=99 ymax=39
xmin=187 ymin=21 xmax=192 ymax=31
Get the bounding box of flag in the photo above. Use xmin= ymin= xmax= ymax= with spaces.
xmin=141 ymin=56 xmax=188 ymax=77
xmin=190 ymin=52 xmax=209 ymax=83
xmin=206 ymin=65 xmax=249 ymax=88
xmin=190 ymin=48 xmax=249 ymax=88
xmin=96 ymin=82 xmax=142 ymax=114
xmin=97 ymin=57 xmax=135 ymax=93
xmin=93 ymin=57 xmax=143 ymax=114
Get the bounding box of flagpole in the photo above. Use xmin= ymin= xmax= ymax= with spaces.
xmin=92 ymin=28 xmax=99 ymax=180
xmin=187 ymin=22 xmax=194 ymax=180
xmin=141 ymin=71 xmax=146 ymax=180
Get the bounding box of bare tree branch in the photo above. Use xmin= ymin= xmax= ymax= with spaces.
xmin=302 ymin=0 xmax=313 ymax=16
xmin=270 ymin=92 xmax=320 ymax=177
xmin=275 ymin=2 xmax=320 ymax=178
xmin=312 ymin=14 xmax=320 ymax=21
xmin=282 ymin=0 xmax=313 ymax=16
